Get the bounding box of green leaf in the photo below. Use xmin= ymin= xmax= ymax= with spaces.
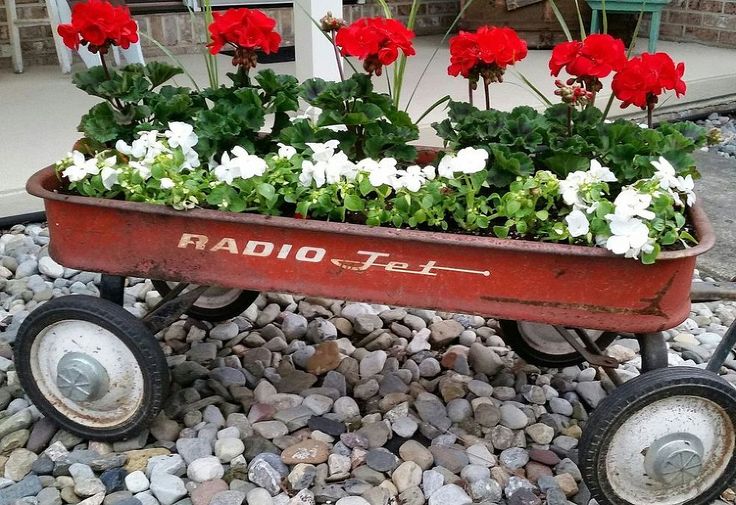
xmin=257 ymin=183 xmax=276 ymax=201
xmin=493 ymin=225 xmax=510 ymax=238
xmin=144 ymin=61 xmax=184 ymax=88
xmin=299 ymin=78 xmax=329 ymax=103
xmin=344 ymin=194 xmax=365 ymax=212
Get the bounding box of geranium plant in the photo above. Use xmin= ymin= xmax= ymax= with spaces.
xmin=53 ymin=0 xmax=708 ymax=263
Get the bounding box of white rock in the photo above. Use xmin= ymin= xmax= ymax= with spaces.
xmin=125 ymin=471 xmax=150 ymax=493
xmin=38 ymin=256 xmax=64 ymax=278
xmin=149 ymin=473 xmax=187 ymax=505
xmin=214 ymin=438 xmax=245 ymax=463
xmin=247 ymin=488 xmax=273 ymax=505
xmin=392 ymin=461 xmax=422 ymax=493
xmin=187 ymin=456 xmax=225 ymax=483
xmin=428 ymin=484 xmax=472 ymax=505
xmin=335 ymin=497 xmax=371 ymax=505
xmin=360 ymin=350 xmax=387 ymax=378
xmin=407 ymin=328 xmax=431 ymax=354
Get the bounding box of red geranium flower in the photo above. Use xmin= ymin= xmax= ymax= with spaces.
xmin=57 ymin=0 xmax=138 ymax=53
xmin=208 ymin=8 xmax=281 ymax=55
xmin=448 ymin=26 xmax=527 ymax=86
xmin=448 ymin=30 xmax=480 ymax=78
xmin=476 ymin=26 xmax=528 ymax=68
xmin=549 ymin=34 xmax=626 ymax=79
xmin=612 ymin=52 xmax=686 ymax=109
xmin=335 ymin=17 xmax=415 ymax=76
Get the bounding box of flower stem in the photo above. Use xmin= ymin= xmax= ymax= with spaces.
xmin=567 ymin=105 xmax=573 ymax=136
xmin=99 ymin=53 xmax=124 ymax=110
xmin=484 ymin=81 xmax=490 ymax=110
xmin=331 ymin=30 xmax=345 ymax=82
xmin=468 ymin=81 xmax=474 ymax=106
xmin=647 ymin=101 xmax=654 ymax=128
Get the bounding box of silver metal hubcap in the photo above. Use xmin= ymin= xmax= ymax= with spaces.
xmin=56 ymin=352 xmax=109 ymax=402
xmin=30 ymin=320 xmax=145 ymax=428
xmin=645 ymin=433 xmax=704 ymax=485
xmin=605 ymin=395 xmax=734 ymax=505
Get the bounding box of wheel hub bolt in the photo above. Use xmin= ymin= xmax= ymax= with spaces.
xmin=56 ymin=352 xmax=109 ymax=402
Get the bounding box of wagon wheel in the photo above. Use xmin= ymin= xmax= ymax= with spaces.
xmin=580 ymin=367 xmax=736 ymax=505
xmin=499 ymin=320 xmax=618 ymax=368
xmin=15 ymin=295 xmax=168 ymax=440
xmin=152 ymin=280 xmax=258 ymax=322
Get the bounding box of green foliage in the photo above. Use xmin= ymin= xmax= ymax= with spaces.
xmin=280 ymin=74 xmax=420 ymax=162
xmin=433 ymin=101 xmax=706 ymax=188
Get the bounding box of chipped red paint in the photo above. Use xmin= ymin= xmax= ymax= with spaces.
xmin=28 ymin=166 xmax=714 ymax=333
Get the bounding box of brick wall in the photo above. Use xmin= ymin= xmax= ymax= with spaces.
xmin=641 ymin=0 xmax=736 ymax=47
xmin=0 ymin=0 xmax=460 ymax=69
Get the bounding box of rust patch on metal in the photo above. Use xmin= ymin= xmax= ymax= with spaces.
xmin=480 ymin=274 xmax=676 ymax=319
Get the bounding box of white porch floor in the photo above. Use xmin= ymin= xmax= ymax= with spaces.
xmin=2 ymin=36 xmax=735 ymax=216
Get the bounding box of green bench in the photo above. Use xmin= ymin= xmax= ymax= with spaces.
xmin=587 ymin=0 xmax=671 ymax=53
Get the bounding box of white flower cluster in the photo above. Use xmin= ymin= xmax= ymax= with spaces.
xmin=60 ymin=151 xmax=120 ymax=190
xmin=296 ymin=141 xmax=438 ymax=192
xmin=561 ymin=160 xmax=617 ymax=238
xmin=438 ymin=147 xmax=490 ymax=178
xmin=559 ymin=157 xmax=696 ymax=259
xmin=651 ymin=156 xmax=696 ymax=207
xmin=115 ymin=122 xmax=200 ymax=181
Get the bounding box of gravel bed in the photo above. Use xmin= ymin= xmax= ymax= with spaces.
xmin=698 ymin=112 xmax=736 ymax=159
xmin=0 ymin=223 xmax=736 ymax=505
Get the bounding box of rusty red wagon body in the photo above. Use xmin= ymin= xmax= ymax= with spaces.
xmin=27 ymin=166 xmax=715 ymax=334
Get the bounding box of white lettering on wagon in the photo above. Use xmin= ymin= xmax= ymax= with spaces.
xmin=177 ymin=233 xmax=490 ymax=277
xmin=331 ymin=250 xmax=491 ymax=277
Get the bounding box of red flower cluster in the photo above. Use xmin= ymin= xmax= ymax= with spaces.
xmin=57 ymin=0 xmax=138 ymax=53
xmin=612 ymin=52 xmax=686 ymax=109
xmin=448 ymin=26 xmax=528 ymax=79
xmin=549 ymin=34 xmax=626 ymax=80
xmin=207 ymin=8 xmax=281 ymax=55
xmin=335 ymin=17 xmax=415 ymax=76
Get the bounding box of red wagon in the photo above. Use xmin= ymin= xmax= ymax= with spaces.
xmin=19 ymin=166 xmax=736 ymax=505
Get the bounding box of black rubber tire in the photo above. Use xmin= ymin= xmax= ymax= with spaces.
xmin=15 ymin=295 xmax=169 ymax=441
xmin=580 ymin=367 xmax=736 ymax=505
xmin=499 ymin=320 xmax=618 ymax=368
xmin=152 ymin=280 xmax=258 ymax=322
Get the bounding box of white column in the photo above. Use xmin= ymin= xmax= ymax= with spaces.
xmin=293 ymin=0 xmax=343 ymax=83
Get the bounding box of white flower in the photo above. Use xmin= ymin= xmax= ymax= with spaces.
xmin=560 ymin=160 xmax=616 ymax=210
xmin=293 ymin=106 xmax=322 ymax=123
xmin=277 ymin=143 xmax=297 ymax=160
xmin=182 ymin=149 xmax=201 ymax=170
xmin=612 ymin=188 xmax=655 ymax=220
xmin=118 ymin=131 xmax=167 ymax=162
xmin=164 ymin=122 xmax=198 ymax=152
xmin=359 ymin=158 xmax=399 ymax=188
xmin=422 ymin=165 xmax=436 ymax=181
xmin=299 ymin=160 xmax=325 ymax=188
xmin=651 ymin=157 xmax=696 ymax=207
xmin=324 ymin=124 xmax=349 ymax=132
xmin=100 ymin=166 xmax=119 ymax=190
xmin=455 ymin=147 xmax=489 ymax=174
xmin=587 ymin=160 xmax=617 ymax=183
xmin=306 ymin=140 xmax=340 ymax=163
xmin=396 ymin=165 xmax=427 ymax=192
xmin=130 ymin=161 xmax=152 ymax=180
xmin=230 ymin=146 xmax=268 ymax=179
xmin=325 ymin=151 xmax=357 ymax=184
xmin=565 ymin=209 xmax=590 ymax=237
xmin=212 ymin=147 xmax=267 ymax=183
xmin=160 ymin=177 xmax=175 ymax=190
xmin=61 ymin=151 xmax=100 ymax=182
xmin=604 ymin=213 xmax=651 ymax=257
xmin=438 ymin=154 xmax=457 ymax=179
xmin=560 ymin=171 xmax=587 ymax=207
